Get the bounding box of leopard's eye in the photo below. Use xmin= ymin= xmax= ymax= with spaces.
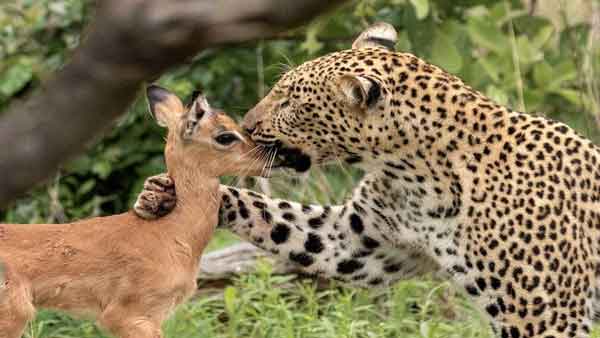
xmin=280 ymin=100 xmax=290 ymax=109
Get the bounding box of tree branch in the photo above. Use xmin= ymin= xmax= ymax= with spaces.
xmin=0 ymin=0 xmax=347 ymax=207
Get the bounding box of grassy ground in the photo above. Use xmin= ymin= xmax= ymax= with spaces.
xmin=21 ymin=168 xmax=600 ymax=338
xmin=23 ymin=260 xmax=600 ymax=338
xmin=18 ymin=168 xmax=490 ymax=338
xmin=26 ymin=266 xmax=490 ymax=338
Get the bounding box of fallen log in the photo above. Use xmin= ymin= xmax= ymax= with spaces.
xmin=196 ymin=243 xmax=328 ymax=296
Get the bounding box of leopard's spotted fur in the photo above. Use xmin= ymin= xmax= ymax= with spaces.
xmin=137 ymin=23 xmax=600 ymax=338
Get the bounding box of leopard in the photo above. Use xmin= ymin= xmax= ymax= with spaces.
xmin=134 ymin=22 xmax=600 ymax=338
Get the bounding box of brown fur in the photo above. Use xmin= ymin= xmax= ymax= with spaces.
xmin=0 ymin=86 xmax=265 ymax=338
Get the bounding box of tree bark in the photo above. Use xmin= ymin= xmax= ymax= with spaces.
xmin=0 ymin=0 xmax=348 ymax=207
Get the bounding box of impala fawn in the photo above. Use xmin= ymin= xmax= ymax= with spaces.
xmin=0 ymin=85 xmax=267 ymax=338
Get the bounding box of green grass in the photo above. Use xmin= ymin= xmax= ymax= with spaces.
xmin=25 ymin=256 xmax=493 ymax=338
xmin=20 ymin=166 xmax=600 ymax=338
xmin=24 ymin=262 xmax=600 ymax=338
xmin=19 ymin=167 xmax=496 ymax=338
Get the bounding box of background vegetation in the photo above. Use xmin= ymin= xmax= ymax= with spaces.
xmin=1 ymin=0 xmax=599 ymax=337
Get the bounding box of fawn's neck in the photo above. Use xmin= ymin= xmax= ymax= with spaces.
xmin=161 ymin=167 xmax=221 ymax=258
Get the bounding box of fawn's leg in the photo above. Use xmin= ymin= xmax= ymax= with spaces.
xmin=104 ymin=320 xmax=162 ymax=338
xmin=99 ymin=305 xmax=163 ymax=338
xmin=0 ymin=266 xmax=35 ymax=338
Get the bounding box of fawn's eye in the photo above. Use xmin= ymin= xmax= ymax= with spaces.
xmin=214 ymin=132 xmax=240 ymax=147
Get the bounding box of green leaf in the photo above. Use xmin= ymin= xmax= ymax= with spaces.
xmin=396 ymin=30 xmax=412 ymax=52
xmin=92 ymin=161 xmax=112 ymax=179
xmin=465 ymin=5 xmax=489 ymax=19
xmin=224 ymin=286 xmax=238 ymax=315
xmin=301 ymin=20 xmax=325 ymax=55
xmin=66 ymin=155 xmax=93 ymax=174
xmin=430 ymin=31 xmax=462 ymax=73
xmin=77 ymin=180 xmax=96 ymax=197
xmin=478 ymin=56 xmax=501 ymax=82
xmin=409 ymin=0 xmax=429 ymax=20
xmin=531 ymin=25 xmax=554 ymax=49
xmin=523 ymin=89 xmax=545 ymax=112
xmin=0 ymin=57 xmax=33 ymax=98
xmin=467 ymin=18 xmax=508 ymax=54
xmin=515 ymin=36 xmax=542 ymax=64
xmin=533 ymin=62 xmax=553 ymax=89
xmin=552 ymin=89 xmax=588 ymax=107
xmin=403 ymin=10 xmax=437 ymax=57
xmin=485 ymin=85 xmax=508 ymax=106
xmin=547 ymin=61 xmax=577 ymax=90
xmin=488 ymin=2 xmax=508 ymax=22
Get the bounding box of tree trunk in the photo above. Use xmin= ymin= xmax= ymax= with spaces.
xmin=0 ymin=0 xmax=348 ymax=207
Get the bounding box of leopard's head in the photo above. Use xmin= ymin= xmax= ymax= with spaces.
xmin=243 ymin=22 xmax=413 ymax=172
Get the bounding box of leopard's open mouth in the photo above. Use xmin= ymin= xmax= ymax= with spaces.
xmin=260 ymin=141 xmax=312 ymax=173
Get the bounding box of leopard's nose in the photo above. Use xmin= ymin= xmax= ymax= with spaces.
xmin=241 ymin=117 xmax=257 ymax=136
xmin=244 ymin=126 xmax=256 ymax=136
xmin=242 ymin=102 xmax=265 ymax=135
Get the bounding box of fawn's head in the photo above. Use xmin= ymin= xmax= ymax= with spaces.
xmin=146 ymin=85 xmax=267 ymax=178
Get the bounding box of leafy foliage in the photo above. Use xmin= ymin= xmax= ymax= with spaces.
xmin=1 ymin=0 xmax=600 ymax=337
xmin=1 ymin=0 xmax=598 ymax=222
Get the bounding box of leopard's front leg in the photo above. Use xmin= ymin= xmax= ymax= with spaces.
xmin=218 ymin=186 xmax=357 ymax=279
xmin=222 ymin=185 xmax=444 ymax=286
xmin=134 ymin=175 xmax=435 ymax=286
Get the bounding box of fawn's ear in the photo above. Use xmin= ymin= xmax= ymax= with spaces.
xmin=189 ymin=92 xmax=213 ymax=121
xmin=186 ymin=89 xmax=203 ymax=108
xmin=181 ymin=90 xmax=215 ymax=140
xmin=146 ymin=85 xmax=185 ymax=128
xmin=352 ymin=22 xmax=397 ymax=50
xmin=338 ymin=74 xmax=382 ymax=113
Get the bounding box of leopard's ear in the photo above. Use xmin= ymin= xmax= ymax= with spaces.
xmin=352 ymin=22 xmax=397 ymax=51
xmin=338 ymin=74 xmax=382 ymax=112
